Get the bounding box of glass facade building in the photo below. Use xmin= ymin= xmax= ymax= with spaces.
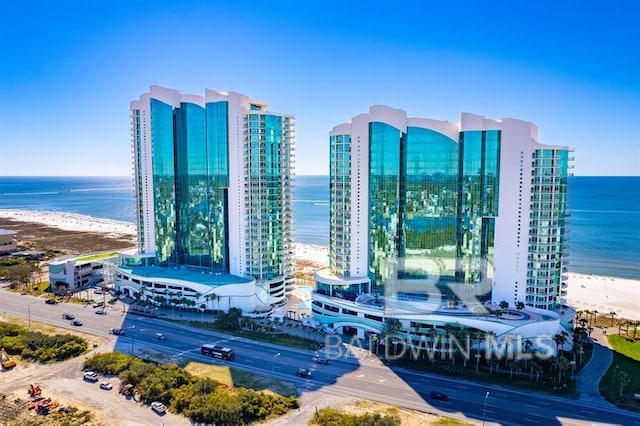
xmin=130 ymin=86 xmax=295 ymax=307
xmin=147 ymin=98 xmax=229 ymax=271
xmin=315 ymin=106 xmax=572 ymax=331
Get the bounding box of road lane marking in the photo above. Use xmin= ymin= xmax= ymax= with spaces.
xmin=379 ymin=379 xmax=387 ymax=383
xmin=244 ymin=359 xmax=255 ymax=363
xmin=536 ymin=401 xmax=550 ymax=405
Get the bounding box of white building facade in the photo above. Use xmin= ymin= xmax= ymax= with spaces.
xmin=116 ymin=86 xmax=295 ymax=314
xmin=314 ymin=106 xmax=573 ymax=348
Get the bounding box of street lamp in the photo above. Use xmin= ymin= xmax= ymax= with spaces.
xmin=482 ymin=391 xmax=490 ymax=425
xmin=128 ymin=326 xmax=136 ymax=355
xmin=27 ymin=301 xmax=36 ymax=330
xmin=272 ymin=352 xmax=281 ymax=371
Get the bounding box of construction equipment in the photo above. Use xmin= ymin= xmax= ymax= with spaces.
xmin=27 ymin=384 xmax=42 ymax=398
xmin=0 ymin=348 xmax=16 ymax=369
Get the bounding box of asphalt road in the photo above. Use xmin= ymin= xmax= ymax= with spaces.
xmin=2 ymin=290 xmax=639 ymax=426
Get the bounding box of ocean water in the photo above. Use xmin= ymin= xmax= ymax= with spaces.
xmin=0 ymin=176 xmax=638 ymax=279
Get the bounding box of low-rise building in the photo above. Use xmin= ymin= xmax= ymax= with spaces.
xmin=48 ymin=252 xmax=118 ymax=293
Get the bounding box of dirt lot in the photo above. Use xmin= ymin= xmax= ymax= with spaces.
xmin=0 ymin=333 xmax=188 ymax=426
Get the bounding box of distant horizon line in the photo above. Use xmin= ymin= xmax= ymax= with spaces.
xmin=0 ymin=174 xmax=638 ymax=178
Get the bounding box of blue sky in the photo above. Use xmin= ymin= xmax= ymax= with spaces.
xmin=0 ymin=0 xmax=638 ymax=176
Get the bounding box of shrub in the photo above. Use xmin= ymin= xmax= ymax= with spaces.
xmin=84 ymin=351 xmax=299 ymax=424
xmin=0 ymin=322 xmax=87 ymax=362
xmin=311 ymin=408 xmax=401 ymax=426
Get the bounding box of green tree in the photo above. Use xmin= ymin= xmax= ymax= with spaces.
xmin=552 ymin=332 xmax=568 ymax=356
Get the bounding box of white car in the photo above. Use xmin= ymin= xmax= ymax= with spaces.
xmin=83 ymin=372 xmax=99 ymax=382
xmin=151 ymin=401 xmax=167 ymax=414
xmin=155 ymin=333 xmax=166 ymax=341
xmin=99 ymin=382 xmax=113 ymax=390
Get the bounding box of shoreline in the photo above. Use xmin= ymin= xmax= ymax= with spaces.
xmin=1 ymin=209 xmax=637 ymax=320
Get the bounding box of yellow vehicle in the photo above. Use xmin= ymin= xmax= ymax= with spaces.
xmin=1 ymin=347 xmax=16 ymax=369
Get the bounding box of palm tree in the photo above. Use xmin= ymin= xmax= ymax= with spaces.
xmin=583 ymin=310 xmax=591 ymax=326
xmin=617 ymin=370 xmax=631 ymax=398
xmin=555 ymin=355 xmax=570 ymax=383
xmin=499 ymin=300 xmax=509 ymax=310
xmin=426 ymin=328 xmax=438 ymax=364
xmin=553 ymin=332 xmax=568 ymax=356
xmin=633 ymin=321 xmax=640 ymax=339
xmin=470 ymin=331 xmax=482 ymax=373
xmin=370 ymin=333 xmax=380 ymax=356
xmin=608 ymin=311 xmax=617 ymax=327
xmin=515 ymin=301 xmax=525 ymax=310
xmin=523 ymin=338 xmax=534 ymax=370
xmin=592 ymin=310 xmax=599 ymax=326
xmin=381 ymin=318 xmax=403 ymax=357
xmin=483 ymin=330 xmax=497 ymax=358
xmin=501 ymin=334 xmax=515 ymax=368
xmin=412 ymin=322 xmax=421 ymax=339
xmin=529 ymin=359 xmax=539 ymax=380
xmin=573 ymin=339 xmax=584 ymax=367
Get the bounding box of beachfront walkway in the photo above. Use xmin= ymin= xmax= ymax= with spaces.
xmin=576 ymin=326 xmax=618 ymax=409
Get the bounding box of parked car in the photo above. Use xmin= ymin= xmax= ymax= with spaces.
xmin=62 ymin=313 xmax=75 ymax=320
xmin=151 ymin=401 xmax=167 ymax=414
xmin=92 ymin=301 xmax=104 ymax=308
xmin=312 ymin=356 xmax=329 ymax=365
xmin=93 ymin=288 xmax=104 ymax=295
xmin=99 ymin=382 xmax=113 ymax=390
xmin=83 ymin=371 xmax=99 ymax=382
xmin=109 ymin=328 xmax=125 ymax=336
xmin=71 ymin=320 xmax=83 ymax=326
xmin=108 ymin=297 xmax=118 ymax=304
xmin=95 ymin=309 xmax=107 ymax=315
xmin=296 ymin=368 xmax=312 ymax=379
xmin=429 ymin=390 xmax=449 ymax=401
xmin=45 ymin=299 xmax=57 ymax=305
xmin=155 ymin=333 xmax=166 ymax=341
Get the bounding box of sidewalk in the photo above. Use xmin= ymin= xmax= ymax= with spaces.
xmin=576 ymin=326 xmax=617 ymax=409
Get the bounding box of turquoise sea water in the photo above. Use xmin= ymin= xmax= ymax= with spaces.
xmin=0 ymin=175 xmax=637 ymax=279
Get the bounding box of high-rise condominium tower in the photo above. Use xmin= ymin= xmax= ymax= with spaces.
xmin=314 ymin=105 xmax=573 ymax=341
xmin=114 ymin=86 xmax=294 ymax=313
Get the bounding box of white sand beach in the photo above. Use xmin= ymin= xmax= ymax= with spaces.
xmin=1 ymin=209 xmax=637 ymax=319
xmin=565 ymin=272 xmax=640 ymax=321
xmin=0 ymin=209 xmax=136 ymax=238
